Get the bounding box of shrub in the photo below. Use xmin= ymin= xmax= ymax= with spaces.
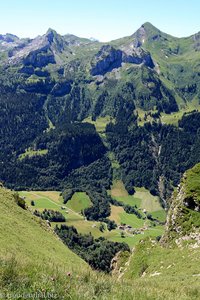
xmin=34 ymin=209 xmax=66 ymax=222
xmin=14 ymin=193 xmax=26 ymax=210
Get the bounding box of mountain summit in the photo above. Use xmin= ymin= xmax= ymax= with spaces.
xmin=1 ymin=23 xmax=200 ymax=210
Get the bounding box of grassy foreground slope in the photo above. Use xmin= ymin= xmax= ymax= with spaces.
xmin=0 ymin=187 xmax=200 ymax=299
xmin=0 ymin=187 xmax=88 ymax=270
xmin=122 ymin=164 xmax=200 ymax=300
xmin=123 ymin=239 xmax=200 ymax=300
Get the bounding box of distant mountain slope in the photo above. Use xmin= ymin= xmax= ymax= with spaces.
xmin=1 ymin=21 xmax=200 ymax=117
xmin=1 ymin=23 xmax=200 ymax=217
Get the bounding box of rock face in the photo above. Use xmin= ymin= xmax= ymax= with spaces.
xmin=90 ymin=45 xmax=122 ymax=76
xmin=0 ymin=33 xmax=19 ymax=43
xmin=193 ymin=32 xmax=200 ymax=51
xmin=121 ymin=43 xmax=154 ymax=68
xmin=23 ymin=48 xmax=55 ymax=68
xmin=51 ymin=81 xmax=71 ymax=97
xmin=22 ymin=78 xmax=54 ymax=94
xmin=7 ymin=29 xmax=70 ymax=67
xmin=131 ymin=24 xmax=147 ymax=47
xmin=90 ymin=44 xmax=154 ymax=76
xmin=162 ymin=164 xmax=200 ymax=247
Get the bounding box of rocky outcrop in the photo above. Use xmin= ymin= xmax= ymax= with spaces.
xmin=122 ymin=45 xmax=154 ymax=68
xmin=22 ymin=29 xmax=68 ymax=68
xmin=90 ymin=45 xmax=122 ymax=76
xmin=22 ymin=78 xmax=54 ymax=94
xmin=51 ymin=81 xmax=71 ymax=97
xmin=0 ymin=33 xmax=19 ymax=43
xmin=90 ymin=44 xmax=154 ymax=76
xmin=162 ymin=164 xmax=200 ymax=247
xmin=23 ymin=48 xmax=55 ymax=68
xmin=131 ymin=24 xmax=147 ymax=47
xmin=7 ymin=29 xmax=70 ymax=67
xmin=132 ymin=22 xmax=163 ymax=45
xmin=193 ymin=32 xmax=200 ymax=51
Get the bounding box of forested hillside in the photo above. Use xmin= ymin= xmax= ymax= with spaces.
xmin=1 ymin=23 xmax=200 ymax=220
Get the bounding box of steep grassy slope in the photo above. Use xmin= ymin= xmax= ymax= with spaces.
xmin=122 ymin=164 xmax=200 ymax=299
xmin=0 ymin=187 xmax=200 ymax=299
xmin=162 ymin=163 xmax=200 ymax=244
xmin=0 ymin=187 xmax=88 ymax=271
xmin=139 ymin=23 xmax=200 ymax=105
xmin=123 ymin=238 xmax=200 ymax=300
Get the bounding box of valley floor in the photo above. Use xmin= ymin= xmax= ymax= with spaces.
xmin=19 ymin=180 xmax=165 ymax=248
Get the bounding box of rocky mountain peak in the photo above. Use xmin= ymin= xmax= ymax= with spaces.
xmin=132 ymin=22 xmax=163 ymax=46
xmin=132 ymin=24 xmax=147 ymax=47
xmin=45 ymin=28 xmax=58 ymax=43
xmin=0 ymin=33 xmax=19 ymax=43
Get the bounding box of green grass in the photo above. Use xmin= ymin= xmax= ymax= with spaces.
xmin=19 ymin=148 xmax=48 ymax=160
xmin=160 ymin=101 xmax=200 ymax=125
xmin=125 ymin=238 xmax=200 ymax=280
xmin=66 ymin=192 xmax=92 ymax=212
xmin=19 ymin=190 xmax=83 ymax=223
xmin=136 ymin=102 xmax=200 ymax=127
xmin=185 ymin=163 xmax=200 ymax=205
xmin=109 ymin=180 xmax=142 ymax=207
xmin=21 ymin=190 xmax=162 ymax=247
xmin=1 ymin=188 xmax=199 ymax=299
xmin=108 ymin=181 xmax=166 ymax=246
xmin=109 ymin=181 xmax=165 ymax=221
xmin=108 ymin=205 xmax=164 ymax=247
xmin=122 ymin=237 xmax=200 ymax=299
xmin=134 ymin=187 xmax=163 ymax=212
xmin=107 ymin=226 xmax=164 ymax=247
xmin=21 ymin=189 xmax=166 ymax=248
xmin=117 ymin=195 xmax=141 ymax=207
xmin=19 ymin=191 xmax=61 ymax=210
xmin=66 ymin=219 xmax=106 ymax=237
xmin=151 ymin=210 xmax=167 ymax=222
xmin=83 ymin=116 xmax=112 ymax=133
xmin=20 ymin=190 xmax=106 ymax=238
xmin=0 ymin=188 xmax=88 ymax=273
xmin=119 ymin=211 xmax=145 ymax=228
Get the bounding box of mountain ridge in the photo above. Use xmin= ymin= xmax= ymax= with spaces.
xmin=1 ymin=21 xmax=200 ymax=218
xmin=2 ymin=21 xmax=200 ymax=44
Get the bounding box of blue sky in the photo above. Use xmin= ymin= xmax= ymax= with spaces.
xmin=1 ymin=0 xmax=200 ymax=41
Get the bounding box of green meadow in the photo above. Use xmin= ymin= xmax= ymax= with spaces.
xmin=20 ymin=186 xmax=165 ymax=248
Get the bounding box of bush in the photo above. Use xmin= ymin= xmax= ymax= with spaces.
xmin=14 ymin=193 xmax=26 ymax=210
xmin=102 ymin=219 xmax=117 ymax=231
xmin=34 ymin=209 xmax=66 ymax=222
xmin=120 ymin=232 xmax=125 ymax=238
xmin=99 ymin=223 xmax=105 ymax=232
